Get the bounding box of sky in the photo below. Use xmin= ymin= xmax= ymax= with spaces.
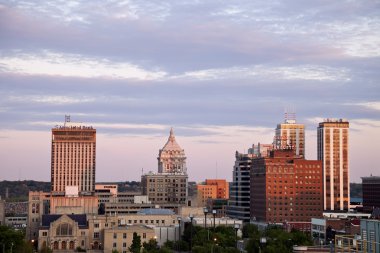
xmin=0 ymin=0 xmax=379 ymax=183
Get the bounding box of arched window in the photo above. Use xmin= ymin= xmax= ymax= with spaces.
xmin=53 ymin=241 xmax=59 ymax=250
xmin=69 ymin=241 xmax=75 ymax=250
xmin=56 ymin=223 xmax=73 ymax=236
xmin=62 ymin=241 xmax=67 ymax=250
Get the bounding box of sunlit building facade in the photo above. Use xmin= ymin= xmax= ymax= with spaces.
xmin=157 ymin=128 xmax=187 ymax=174
xmin=51 ymin=116 xmax=96 ymax=195
xmin=317 ymin=119 xmax=349 ymax=211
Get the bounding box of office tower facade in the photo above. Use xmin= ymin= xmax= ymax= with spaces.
xmin=362 ymin=176 xmax=380 ymax=211
xmin=158 ymin=128 xmax=187 ymax=174
xmin=141 ymin=172 xmax=188 ymax=204
xmin=274 ymin=114 xmax=305 ymax=157
xmin=317 ymin=119 xmax=349 ymax=211
xmin=251 ymin=149 xmax=323 ymax=224
xmin=227 ymin=151 xmax=255 ymax=222
xmin=51 ymin=116 xmax=96 ymax=195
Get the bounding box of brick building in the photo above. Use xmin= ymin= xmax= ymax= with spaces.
xmin=250 ymin=149 xmax=323 ymax=224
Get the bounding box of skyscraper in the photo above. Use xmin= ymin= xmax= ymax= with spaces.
xmin=317 ymin=119 xmax=349 ymax=211
xmin=274 ymin=113 xmax=305 ymax=157
xmin=51 ymin=116 xmax=96 ymax=195
xmin=157 ymin=128 xmax=187 ymax=174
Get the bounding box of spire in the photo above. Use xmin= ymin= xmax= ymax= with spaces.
xmin=161 ymin=127 xmax=182 ymax=151
xmin=169 ymin=127 xmax=175 ymax=141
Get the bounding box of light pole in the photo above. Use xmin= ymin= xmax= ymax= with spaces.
xmin=234 ymin=224 xmax=240 ymax=249
xmin=211 ymin=238 xmax=217 ymax=253
xmin=203 ymin=208 xmax=208 ymax=229
xmin=10 ymin=242 xmax=14 ymax=253
xmin=177 ymin=217 xmax=182 ymax=252
xmin=189 ymin=214 xmax=194 ymax=253
xmin=212 ymin=210 xmax=216 ymax=230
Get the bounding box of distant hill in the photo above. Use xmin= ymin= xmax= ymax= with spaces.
xmin=0 ymin=180 xmax=362 ymax=202
xmin=0 ymin=180 xmax=51 ymax=201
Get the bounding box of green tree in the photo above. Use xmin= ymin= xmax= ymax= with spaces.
xmin=142 ymin=238 xmax=158 ymax=252
xmin=0 ymin=226 xmax=26 ymax=253
xmin=129 ymin=232 xmax=141 ymax=253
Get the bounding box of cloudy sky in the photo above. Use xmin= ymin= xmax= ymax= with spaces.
xmin=0 ymin=0 xmax=379 ymax=183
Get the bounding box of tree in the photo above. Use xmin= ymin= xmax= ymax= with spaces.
xmin=142 ymin=239 xmax=158 ymax=252
xmin=0 ymin=225 xmax=26 ymax=253
xmin=129 ymin=232 xmax=142 ymax=253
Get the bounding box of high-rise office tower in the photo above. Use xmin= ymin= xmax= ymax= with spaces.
xmin=157 ymin=128 xmax=187 ymax=174
xmin=274 ymin=112 xmax=305 ymax=157
xmin=227 ymin=143 xmax=272 ymax=222
xmin=51 ymin=116 xmax=96 ymax=195
xmin=317 ymin=119 xmax=349 ymax=211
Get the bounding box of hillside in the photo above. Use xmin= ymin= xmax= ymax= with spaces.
xmin=0 ymin=180 xmax=51 ymax=201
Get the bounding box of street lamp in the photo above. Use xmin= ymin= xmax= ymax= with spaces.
xmin=211 ymin=238 xmax=217 ymax=253
xmin=203 ymin=208 xmax=208 ymax=228
xmin=10 ymin=242 xmax=14 ymax=253
xmin=234 ymin=224 xmax=240 ymax=249
xmin=177 ymin=217 xmax=182 ymax=252
xmin=212 ymin=210 xmax=217 ymax=230
xmin=189 ymin=214 xmax=194 ymax=252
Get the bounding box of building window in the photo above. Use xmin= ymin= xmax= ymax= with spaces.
xmin=113 ymin=233 xmax=117 ymax=239
xmin=42 ymin=232 xmax=47 ymax=236
xmin=56 ymin=223 xmax=73 ymax=236
xmin=143 ymin=233 xmax=146 ymax=239
xmin=123 ymin=233 xmax=127 ymax=239
xmin=123 ymin=242 xmax=127 ymax=248
xmin=94 ymin=232 xmax=99 ymax=239
xmin=113 ymin=243 xmax=117 ymax=248
xmin=94 ymin=223 xmax=99 ymax=228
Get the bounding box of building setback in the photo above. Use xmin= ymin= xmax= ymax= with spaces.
xmin=250 ymin=149 xmax=323 ymax=224
xmin=317 ymin=119 xmax=349 ymax=211
xmin=51 ymin=116 xmax=96 ymax=195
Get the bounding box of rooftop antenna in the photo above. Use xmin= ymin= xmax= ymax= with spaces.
xmin=284 ymin=107 xmax=296 ymax=123
xmin=64 ymin=115 xmax=71 ymax=127
xmin=215 ymin=161 xmax=218 ymax=179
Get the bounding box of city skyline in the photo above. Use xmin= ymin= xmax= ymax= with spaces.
xmin=0 ymin=1 xmax=379 ymax=182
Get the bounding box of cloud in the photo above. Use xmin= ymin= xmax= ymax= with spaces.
xmin=347 ymin=102 xmax=380 ymax=112
xmin=8 ymin=95 xmax=95 ymax=105
xmin=0 ymin=50 xmax=167 ymax=80
xmin=174 ymin=65 xmax=350 ymax=82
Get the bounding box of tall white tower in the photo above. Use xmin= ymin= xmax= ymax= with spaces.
xmin=318 ymin=118 xmax=349 ymax=211
xmin=157 ymin=128 xmax=187 ymax=174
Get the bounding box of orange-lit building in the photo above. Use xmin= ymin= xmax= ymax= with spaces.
xmin=251 ymin=149 xmax=323 ymax=225
xmin=317 ymin=119 xmax=349 ymax=211
xmin=197 ymin=179 xmax=229 ymax=205
xmin=51 ymin=116 xmax=96 ymax=195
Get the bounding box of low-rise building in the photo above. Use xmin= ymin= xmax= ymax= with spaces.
xmin=360 ymin=219 xmax=380 ymax=253
xmin=197 ymin=179 xmax=229 ymax=206
xmin=362 ymin=176 xmax=380 ymax=212
xmin=103 ymin=225 xmax=156 ymax=253
xmin=38 ymin=214 xmax=89 ymax=251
